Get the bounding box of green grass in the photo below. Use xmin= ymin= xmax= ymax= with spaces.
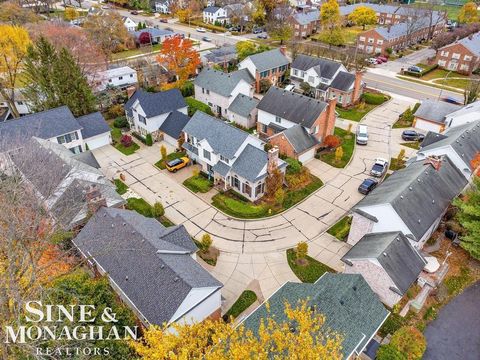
xmin=420 ymin=68 xmax=469 ymax=81
xmin=327 ymin=216 xmax=352 ymax=241
xmin=155 ymin=151 xmax=186 ymax=170
xmin=286 ymin=249 xmax=334 ymax=283
xmin=111 ymin=127 xmax=122 ymax=142
xmin=114 ymin=179 xmax=128 ymax=195
xmin=432 ymin=77 xmax=472 ymax=89
xmin=389 ymin=158 xmax=406 ymax=171
xmin=444 ymin=267 xmax=472 ymax=296
xmin=379 ymin=312 xmax=407 ymax=337
xmin=401 ymin=142 xmax=421 ymax=150
xmin=223 ymin=290 xmax=258 ymax=320
xmin=212 ymin=191 xmax=270 ymax=219
xmin=396 ymin=75 xmax=463 ymax=94
xmin=126 ymin=198 xmax=155 ymax=217
xmin=336 ymin=103 xmax=377 ymax=122
xmin=283 ymin=175 xmax=323 ymax=209
xmin=111 ymin=43 xmax=162 ymax=60
xmin=183 ymin=175 xmax=213 ymax=193
xmin=319 ymin=127 xmax=355 ymax=168
xmin=393 ymin=103 xmax=420 ymax=129
xmin=160 ymin=217 xmax=175 ymax=227
xmin=412 ymin=2 xmax=477 ymax=21
xmin=115 ymin=142 xmax=140 ymax=155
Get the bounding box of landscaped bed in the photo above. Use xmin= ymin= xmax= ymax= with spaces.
xmin=336 ymin=92 xmax=390 ymax=122
xmin=223 ymin=290 xmax=258 ymax=321
xmin=126 ymin=197 xmax=174 ymax=227
xmin=318 ymin=127 xmax=355 ymax=168
xmin=114 ymin=179 xmax=128 ymax=195
xmin=401 ymin=141 xmax=421 ymax=150
xmin=183 ymin=174 xmax=213 ymax=193
xmin=286 ymin=248 xmax=334 ymax=283
xmin=111 ymin=127 xmax=140 ymax=155
xmin=327 ymin=216 xmax=352 ymax=241
xmin=393 ymin=103 xmax=420 ymax=128
xmin=155 ymin=151 xmax=186 ymax=170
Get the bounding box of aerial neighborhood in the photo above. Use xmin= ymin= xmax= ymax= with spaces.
xmin=1 ymin=0 xmax=480 ymax=359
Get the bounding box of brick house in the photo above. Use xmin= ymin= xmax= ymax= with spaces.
xmin=257 ymin=86 xmax=337 ymax=163
xmin=290 ymin=54 xmax=364 ymax=106
xmin=435 ymin=32 xmax=480 ymax=75
xmin=238 ymin=48 xmax=290 ymax=93
xmin=290 ymin=9 xmax=320 ymax=39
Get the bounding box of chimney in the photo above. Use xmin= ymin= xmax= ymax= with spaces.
xmin=424 ymin=155 xmax=442 ymax=171
xmin=267 ymin=146 xmax=279 ymax=175
xmin=322 ymin=98 xmax=337 ymax=140
xmin=126 ymin=86 xmax=136 ymax=99
xmin=352 ymin=71 xmax=363 ymax=104
xmin=279 ymin=45 xmax=287 ymax=56
xmin=86 ymin=184 xmax=107 ymax=214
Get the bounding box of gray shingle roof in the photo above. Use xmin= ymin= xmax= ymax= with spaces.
xmin=159 ymin=111 xmax=190 ymax=139
xmin=76 ymin=112 xmax=111 ymax=139
xmin=228 ymin=94 xmax=258 ymax=118
xmin=203 ymin=6 xmax=221 ymax=13
xmin=194 ymin=68 xmax=253 ymax=97
xmin=342 ymin=232 xmax=426 ymax=294
xmin=243 ymin=48 xmax=290 ymax=73
xmin=72 ymin=151 xmax=101 ymax=168
xmin=204 ymin=45 xmax=237 ymax=64
xmin=242 ymin=273 xmax=389 ymax=359
xmin=230 ymin=144 xmax=269 ymax=182
xmin=330 ymin=71 xmax=355 ymax=92
xmin=340 ymin=3 xmax=442 ymax=17
xmin=281 ymin=124 xmax=319 ymax=154
xmin=292 ymin=9 xmax=319 ymax=25
xmin=446 ymin=32 xmax=480 ymax=56
xmin=73 ymin=207 xmax=222 ymax=326
xmin=212 ymin=161 xmax=231 ymax=177
xmin=291 ymin=54 xmax=341 ymax=79
xmin=355 ymin=156 xmax=467 ymax=240
xmin=133 ymin=28 xmax=176 ymax=39
xmin=125 ymin=89 xmax=186 ymax=118
xmin=414 ymin=100 xmax=461 ymax=124
xmin=182 ymin=111 xmax=249 ymax=159
xmin=257 ymin=86 xmax=328 ymax=128
xmin=374 ymin=15 xmax=443 ymax=40
xmin=420 ymin=131 xmax=448 ymax=148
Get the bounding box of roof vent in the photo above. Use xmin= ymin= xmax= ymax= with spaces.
xmin=339 ymin=300 xmax=345 ymax=305
xmin=383 ymin=252 xmax=387 ymax=256
xmin=103 ymin=213 xmax=107 ymax=217
xmin=409 ymin=186 xmax=413 ymax=190
xmin=160 ymin=264 xmax=164 ymax=269
xmin=122 ymin=222 xmax=126 ymax=226
xmin=396 ymin=237 xmax=400 ymax=242
xmin=173 ymin=277 xmax=179 ymax=282
xmin=125 ymin=276 xmax=128 ymax=281
xmin=417 ymin=178 xmax=421 ymax=182
xmin=400 ymin=195 xmax=404 ymax=199
xmin=111 ymin=224 xmax=114 ymax=228
xmin=432 ymin=199 xmax=435 ymax=204
xmin=352 ymin=286 xmax=357 ymax=291
xmin=131 ymin=231 xmax=135 ymax=234
xmin=418 ymin=219 xmax=421 ymax=223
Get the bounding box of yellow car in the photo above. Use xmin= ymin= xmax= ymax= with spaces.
xmin=166 ymin=157 xmax=190 ymax=172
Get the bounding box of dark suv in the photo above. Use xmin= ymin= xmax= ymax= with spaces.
xmin=401 ymin=130 xmax=425 ymax=142
xmin=358 ymin=178 xmax=378 ymax=195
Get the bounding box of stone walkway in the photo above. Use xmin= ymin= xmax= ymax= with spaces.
xmin=93 ymin=95 xmax=415 ymax=311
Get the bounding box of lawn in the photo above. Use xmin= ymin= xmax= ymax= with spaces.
xmin=286 ymin=249 xmax=334 ymax=283
xmin=336 ymin=103 xmax=377 ymax=122
xmin=111 ymin=127 xmax=140 ymax=155
xmin=155 ymin=151 xmax=186 ymax=170
xmin=393 ymin=103 xmax=420 ymax=128
xmin=283 ymin=175 xmax=323 ymax=209
xmin=389 ymin=157 xmax=406 ymax=171
xmin=420 ymin=68 xmax=469 ymax=82
xmin=126 ymin=198 xmax=155 ymax=218
xmin=223 ymin=290 xmax=258 ymax=321
xmin=412 ymin=2 xmax=476 ymax=20
xmin=401 ymin=141 xmax=421 ymax=150
xmin=114 ymin=179 xmax=128 ymax=195
xmin=327 ymin=216 xmax=352 ymax=241
xmin=343 ymin=25 xmax=376 ymax=44
xmin=183 ymin=174 xmax=213 ymax=193
xmin=397 ymin=75 xmax=463 ymax=94
xmin=318 ymin=127 xmax=355 ymax=168
xmin=112 ymin=43 xmax=162 ymax=60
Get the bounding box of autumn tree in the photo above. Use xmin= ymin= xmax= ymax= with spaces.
xmin=0 ymin=1 xmax=40 ymax=24
xmin=324 ymin=135 xmax=341 ymax=148
xmin=386 ymin=326 xmax=427 ymax=360
xmin=131 ymin=300 xmax=343 ymax=359
xmin=266 ymin=6 xmax=293 ymax=45
xmin=157 ymin=35 xmax=200 ymax=90
xmin=320 ymin=0 xmax=344 ymax=48
xmin=265 ymin=168 xmax=284 ymax=200
xmin=458 ymin=1 xmax=479 ymax=23
xmin=296 ymin=241 xmax=308 ymax=259
xmin=335 ymin=146 xmax=344 ymax=163
xmin=64 ymin=7 xmax=79 ymax=21
xmin=236 ymin=41 xmax=270 ymax=61
xmin=260 ymin=0 xmax=277 ymax=16
xmin=348 ymin=5 xmax=377 ymax=30
xmin=463 ymin=79 xmax=480 ymax=105
xmin=200 ymin=233 xmax=213 ymax=252
xmin=0 ymin=24 xmax=31 ymax=118
xmin=252 ymin=0 xmax=266 ymax=26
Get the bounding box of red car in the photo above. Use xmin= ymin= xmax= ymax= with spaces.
xmin=160 ymin=18 xmax=168 ymax=23
xmin=377 ymin=56 xmax=388 ymax=63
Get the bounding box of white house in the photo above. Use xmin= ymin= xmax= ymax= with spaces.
xmin=73 ymin=207 xmax=223 ymax=327
xmin=122 ymin=16 xmax=138 ymax=32
xmin=0 ymin=89 xmax=32 ymax=121
xmin=182 ymin=111 xmax=287 ymax=202
xmin=125 ymin=88 xmax=190 ymax=147
xmin=413 ymin=100 xmax=463 ymax=133
xmin=154 ymin=0 xmax=171 ymax=14
xmin=203 ymin=6 xmax=228 ymax=25
xmin=95 ymin=66 xmax=138 ymax=92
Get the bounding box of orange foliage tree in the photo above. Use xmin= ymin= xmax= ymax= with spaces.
xmin=323 ymin=134 xmax=341 ymax=148
xmin=470 ymin=151 xmax=480 ymax=175
xmin=157 ymin=35 xmax=200 ymax=90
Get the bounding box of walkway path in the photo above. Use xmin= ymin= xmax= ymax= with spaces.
xmin=93 ymin=95 xmax=414 ymax=310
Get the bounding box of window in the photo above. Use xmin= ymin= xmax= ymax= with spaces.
xmin=119 ymin=76 xmax=123 ymax=80
xmin=261 ymin=123 xmax=267 ymax=133
xmin=293 ymin=69 xmax=298 ymax=76
xmin=57 ymin=132 xmax=79 ymax=144
xmin=255 ymin=183 xmax=262 ymax=197
xmin=202 ymin=88 xmax=205 ymax=94
xmin=359 ymin=36 xmax=366 ymax=42
xmin=438 ymin=60 xmax=446 ymax=67
xmin=377 ymin=39 xmax=383 ymax=45
xmin=452 ymin=53 xmax=460 ymax=60
xmin=17 ymin=101 xmax=23 ymax=105
xmin=220 ymin=155 xmax=229 ymax=164
xmin=138 ymin=114 xmax=146 ymax=125
xmin=275 ymin=116 xmax=281 ymax=123
xmin=368 ymin=38 xmax=374 ymax=43
xmin=208 ymin=102 xmax=213 ymax=107
xmin=338 ymin=95 xmax=343 ymax=103
xmin=260 ymin=70 xmax=269 ymax=78
xmin=109 ymin=79 xmax=112 ymax=83
xmin=464 ymin=55 xmax=472 ymax=61
xmin=69 ymin=145 xmax=82 ymax=154
xmin=130 ymin=74 xmax=133 ymax=77
xmin=206 ymin=89 xmax=210 ymax=94
xmin=203 ymin=149 xmax=211 ymax=160
xmin=310 ymin=125 xmax=318 ymax=134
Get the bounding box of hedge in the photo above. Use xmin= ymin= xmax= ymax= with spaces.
xmin=188 ymin=20 xmax=227 ymax=33
xmin=181 ymin=81 xmax=194 ymax=97
xmin=132 ymin=131 xmax=152 ymax=146
xmin=185 ymin=97 xmax=214 ymax=116
xmin=403 ymin=64 xmax=438 ymax=78
xmin=362 ymin=92 xmax=388 ymax=105
xmin=113 ymin=116 xmax=129 ymax=128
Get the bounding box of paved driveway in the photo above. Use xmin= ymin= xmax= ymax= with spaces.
xmin=93 ymin=95 xmax=414 ymax=310
xmin=424 ymin=281 xmax=480 ymax=360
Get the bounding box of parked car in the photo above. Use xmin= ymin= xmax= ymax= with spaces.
xmin=196 ymin=27 xmax=206 ymax=33
xmin=202 ymin=36 xmax=212 ymax=42
xmin=285 ymin=84 xmax=295 ymax=92
xmin=257 ymin=34 xmax=268 ymax=39
xmin=166 ymin=157 xmax=190 ymax=172
xmin=370 ymin=158 xmax=388 ymax=177
xmin=377 ymin=56 xmax=388 ymax=62
xmin=252 ymin=28 xmax=263 ymax=34
xmin=160 ymin=18 xmax=168 ymax=23
xmin=367 ymin=58 xmax=377 ymax=65
xmin=130 ymin=10 xmax=138 ymax=15
xmin=408 ymin=65 xmax=423 ymax=73
xmin=401 ymin=130 xmax=425 ymax=141
xmin=356 ymin=125 xmax=368 ymax=145
xmin=441 ymin=96 xmax=463 ymax=105
xmin=358 ymin=178 xmax=378 ymax=195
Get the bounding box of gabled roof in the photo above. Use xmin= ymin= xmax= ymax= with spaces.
xmin=194 ymin=68 xmax=253 ymax=97
xmin=292 ymin=9 xmax=320 ymax=25
xmin=73 ymin=207 xmax=222 ymax=326
xmin=182 ymin=111 xmax=249 ymax=159
xmin=257 ymin=86 xmax=328 ymax=128
xmin=342 ymin=232 xmax=426 ymax=294
xmin=125 ymin=89 xmax=186 ymax=118
xmin=133 ymin=28 xmax=176 ymax=39
xmin=100 ymin=66 xmax=136 ymax=79
xmin=355 ymin=156 xmax=467 ymax=240
xmin=204 ymin=45 xmax=237 ymax=64
xmin=230 ymin=143 xmax=279 ymax=183
xmin=291 ymin=54 xmax=341 ymax=79
xmin=159 ymin=111 xmax=190 ymax=140
xmin=228 ymin=93 xmax=258 ymax=118
xmin=441 ymin=32 xmax=480 ymax=56
xmin=373 ymin=15 xmax=443 ymax=40
xmin=243 ymin=48 xmax=290 ymax=72
xmin=242 ymin=273 xmax=389 ymax=359
xmin=203 ymin=6 xmax=221 ymax=13
xmin=280 ymin=124 xmax=319 ymax=154
xmin=414 ymin=100 xmax=461 ymax=124
xmin=76 ymin=112 xmax=111 ymax=139
xmin=329 ymin=71 xmax=356 ymax=92
xmin=420 ymin=131 xmax=448 ymax=148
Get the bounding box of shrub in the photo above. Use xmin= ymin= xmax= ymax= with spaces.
xmin=377 ymin=344 xmax=407 ymax=360
xmin=180 ymin=81 xmax=194 ymax=97
xmin=132 ymin=131 xmax=148 ymax=144
xmin=274 ymin=188 xmax=285 ymax=205
xmin=323 ymin=134 xmax=341 ymax=149
xmin=200 ymin=233 xmax=212 ymax=252
xmin=285 ymin=158 xmax=303 ymax=175
xmin=423 ymin=306 xmax=437 ymax=321
xmin=113 ymin=116 xmax=129 ymax=128
xmin=153 ymin=202 xmax=165 ymax=217
xmin=120 ymin=134 xmax=133 ymax=147
xmin=386 ymin=47 xmax=393 ymax=55
xmin=160 ymin=145 xmax=167 ymax=160
xmin=264 ymin=143 xmax=273 ymax=152
xmin=185 ymin=97 xmax=213 ymax=116
xmin=335 ymin=146 xmax=343 ymax=162
xmin=145 ymin=134 xmax=153 ymax=146
xmin=389 ymin=326 xmax=426 ymax=360
xmin=362 ymin=92 xmax=387 ymax=105
xmin=296 ymin=241 xmax=308 ymax=259
xmin=259 ymin=78 xmax=272 ymax=94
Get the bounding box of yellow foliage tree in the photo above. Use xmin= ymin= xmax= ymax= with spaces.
xmin=0 ymin=24 xmax=30 ymax=118
xmin=458 ymin=2 xmax=479 ymax=23
xmin=348 ymin=6 xmax=377 ymax=30
xmin=160 ymin=144 xmax=167 ymax=160
xmin=296 ymin=241 xmax=308 ymax=259
xmin=335 ymin=146 xmax=344 ymax=163
xmin=131 ymin=300 xmax=343 ymax=359
xmin=64 ymin=7 xmax=79 ymax=21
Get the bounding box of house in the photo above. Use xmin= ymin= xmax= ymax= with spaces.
xmin=203 ymin=6 xmax=228 ymax=25
xmin=442 ymin=101 xmax=480 ymax=129
xmin=95 ymin=66 xmax=138 ymax=92
xmin=125 ymin=88 xmax=189 ymax=147
xmin=193 ymin=67 xmax=255 ymax=125
xmin=348 ymin=156 xmax=467 ymax=248
xmin=122 ymin=16 xmax=137 ymax=32
xmin=227 ymin=93 xmax=259 ymax=129
xmin=0 ymin=89 xmax=32 ymax=121
xmin=342 ymin=231 xmax=427 ymax=308
xmin=413 ymin=100 xmax=462 ymax=133
xmin=73 ymin=207 xmax=223 ymax=327
xmin=290 ymin=9 xmax=320 ymax=39
xmin=182 ymin=111 xmax=287 ymax=202
xmin=133 ymin=28 xmax=178 ymax=44
xmin=224 ymin=3 xmax=251 ymax=24
xmin=242 ymin=273 xmax=389 ymax=360
xmin=435 ymin=32 xmax=480 ymax=75
xmin=290 ymin=54 xmax=364 ymax=106
xmin=154 ymin=0 xmax=171 ymax=14
xmin=357 ymin=16 xmax=445 ymax=56
xmin=0 ymin=106 xmax=111 ymax=154
xmin=257 ymin=86 xmax=337 ymax=162
xmin=4 ymin=137 xmax=124 ymax=228
xmin=417 ymin=120 xmax=480 ymax=179
xmin=203 ymin=45 xmax=238 ymax=66
xmin=238 ymin=48 xmax=290 ymax=93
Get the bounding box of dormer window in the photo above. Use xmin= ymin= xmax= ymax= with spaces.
xmin=275 ymin=116 xmax=281 ymax=123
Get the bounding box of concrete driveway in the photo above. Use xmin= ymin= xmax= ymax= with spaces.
xmin=93 ymin=95 xmax=414 ymax=310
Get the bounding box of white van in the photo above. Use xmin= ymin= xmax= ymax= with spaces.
xmin=356 ymin=125 xmax=368 ymax=145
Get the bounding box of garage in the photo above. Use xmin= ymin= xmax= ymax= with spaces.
xmin=298 ymin=148 xmax=316 ymax=164
xmin=84 ymin=132 xmax=111 ymax=150
xmin=414 ymin=118 xmax=442 ymax=133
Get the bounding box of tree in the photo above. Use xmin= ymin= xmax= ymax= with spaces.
xmin=453 ymin=176 xmax=480 ymax=259
xmin=236 ymin=40 xmax=257 ymax=61
xmin=458 ymin=2 xmax=479 ymax=23
xmin=324 ymin=135 xmax=341 ymax=149
xmin=335 ymin=146 xmax=343 ymax=162
xmin=252 ymin=0 xmax=266 ymax=26
xmin=153 ymin=201 xmax=165 ymax=217
xmin=397 ymin=149 xmax=406 ymax=163
xmin=266 ymin=5 xmax=293 ymax=45
xmin=321 ymin=0 xmax=341 ymax=29
xmin=131 ymin=300 xmax=343 ymax=359
xmin=259 ymin=78 xmax=272 ymax=93
xmin=463 ymin=79 xmax=480 ymax=105
xmin=348 ymin=6 xmax=377 ymax=30
xmin=260 ymin=0 xmax=277 ymax=16
xmin=160 ymin=144 xmax=167 ymax=160
xmin=0 ymin=1 xmax=40 ymax=25
xmin=64 ymin=7 xmax=79 ymax=21
xmin=22 ymin=37 xmax=97 ymax=116
xmin=0 ymin=24 xmax=30 ymax=118
xmin=318 ymin=27 xmax=345 ymax=48
xmin=274 ymin=188 xmax=285 ymax=205
xmin=377 ymin=344 xmax=408 ymax=360
xmin=139 ymin=31 xmax=153 ymax=45
xmin=157 ymin=35 xmax=200 ymax=90
xmin=265 ymin=168 xmax=283 ymax=200
xmin=388 ymin=326 xmax=426 ymax=360
xmin=200 ymin=233 xmax=212 ymax=252
xmin=296 ymin=241 xmax=308 ymax=259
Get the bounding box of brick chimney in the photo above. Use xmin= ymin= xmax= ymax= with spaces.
xmin=352 ymin=71 xmax=363 ymax=104
xmin=86 ymin=184 xmax=107 ymax=214
xmin=424 ymin=155 xmax=443 ymax=171
xmin=126 ymin=86 xmax=137 ymax=99
xmin=267 ymin=146 xmax=279 ymax=175
xmin=279 ymin=45 xmax=287 ymax=57
xmin=323 ymin=98 xmax=337 ymax=140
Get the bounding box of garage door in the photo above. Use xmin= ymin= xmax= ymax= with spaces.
xmin=85 ymin=133 xmax=111 ymax=150
xmin=415 ymin=119 xmax=441 ymax=133
xmin=298 ymin=148 xmax=316 ymax=164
